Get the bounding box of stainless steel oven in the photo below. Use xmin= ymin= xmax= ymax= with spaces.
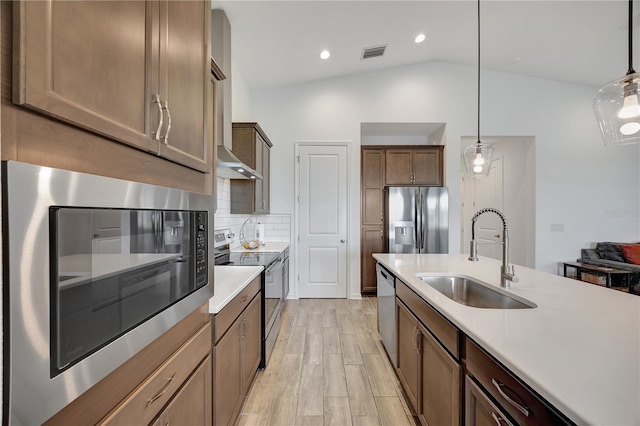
xmin=2 ymin=161 xmax=215 ymax=425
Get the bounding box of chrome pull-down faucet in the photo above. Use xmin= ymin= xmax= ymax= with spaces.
xmin=468 ymin=208 xmax=519 ymax=288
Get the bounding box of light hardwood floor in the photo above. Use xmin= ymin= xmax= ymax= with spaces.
xmin=238 ymin=297 xmax=418 ymax=426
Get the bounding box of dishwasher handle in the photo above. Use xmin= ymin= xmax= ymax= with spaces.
xmin=376 ymin=264 xmax=393 ymax=284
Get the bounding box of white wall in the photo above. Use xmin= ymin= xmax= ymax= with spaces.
xmin=231 ymin=61 xmax=252 ymax=121
xmin=361 ymin=135 xmax=428 ymax=145
xmin=248 ymin=60 xmax=639 ymax=297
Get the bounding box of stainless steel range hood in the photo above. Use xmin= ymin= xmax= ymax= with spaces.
xmin=217 ymin=145 xmax=263 ymax=180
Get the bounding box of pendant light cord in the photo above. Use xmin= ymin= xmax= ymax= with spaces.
xmin=477 ymin=0 xmax=481 ymax=145
xmin=629 ymin=0 xmax=636 ymax=75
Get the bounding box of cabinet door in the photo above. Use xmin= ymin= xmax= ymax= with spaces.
xmin=361 ymin=228 xmax=384 ymax=293
xmin=14 ymin=0 xmax=158 ymax=152
xmin=396 ymin=299 xmax=419 ymax=412
xmin=386 ymin=150 xmax=413 ymax=185
xmin=254 ymin=136 xmax=265 ymax=212
xmin=362 ymin=188 xmax=384 ymax=226
xmin=241 ymin=294 xmax=262 ymax=395
xmin=412 ymin=149 xmax=442 ymax=186
xmin=465 ymin=376 xmax=514 ymax=426
xmin=418 ymin=323 xmax=461 ymax=426
xmin=158 ymin=0 xmax=210 ymax=172
xmin=213 ymin=318 xmax=242 ymax=426
xmin=159 ymin=355 xmax=212 ymax=426
xmin=362 ymin=149 xmax=385 ymax=188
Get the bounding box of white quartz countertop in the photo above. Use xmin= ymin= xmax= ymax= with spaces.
xmin=373 ymin=253 xmax=640 ymax=426
xmin=210 ymin=266 xmax=263 ymax=314
xmin=230 ymin=243 xmax=289 ymax=254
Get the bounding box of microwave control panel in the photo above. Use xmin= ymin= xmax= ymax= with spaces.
xmin=195 ymin=211 xmax=208 ymax=286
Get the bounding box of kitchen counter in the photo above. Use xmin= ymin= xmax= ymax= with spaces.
xmin=209 ymin=266 xmax=263 ymax=314
xmin=373 ymin=253 xmax=640 ymax=426
xmin=230 ymin=242 xmax=289 ymax=254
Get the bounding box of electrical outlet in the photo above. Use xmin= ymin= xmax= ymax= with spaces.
xmin=550 ymin=223 xmax=564 ymax=232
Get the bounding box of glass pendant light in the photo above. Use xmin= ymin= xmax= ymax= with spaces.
xmin=593 ymin=0 xmax=640 ymax=145
xmin=464 ymin=0 xmax=494 ymax=178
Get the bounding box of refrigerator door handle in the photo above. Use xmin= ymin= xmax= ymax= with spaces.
xmin=420 ymin=190 xmax=425 ymax=252
xmin=415 ymin=188 xmax=421 ymax=250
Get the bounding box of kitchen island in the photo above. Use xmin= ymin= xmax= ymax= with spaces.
xmin=373 ymin=253 xmax=640 ymax=425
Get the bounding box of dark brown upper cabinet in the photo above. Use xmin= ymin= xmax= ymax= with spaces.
xmin=385 ymin=147 xmax=443 ymax=186
xmin=14 ymin=0 xmax=212 ymax=173
xmin=230 ymin=122 xmax=273 ymax=214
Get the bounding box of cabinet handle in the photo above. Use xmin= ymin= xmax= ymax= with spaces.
xmin=240 ymin=295 xmax=248 ymax=303
xmin=152 ymin=94 xmax=163 ymax=141
xmin=161 ymin=101 xmax=172 ymax=145
xmin=491 ymin=411 xmax=508 ymax=425
xmin=146 ymin=373 xmax=176 ymax=407
xmin=411 ymin=327 xmax=416 ymax=350
xmin=491 ymin=379 xmax=530 ymax=417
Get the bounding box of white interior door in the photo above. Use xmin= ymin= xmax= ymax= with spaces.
xmin=474 ymin=157 xmax=504 ymax=260
xmin=297 ymin=144 xmax=348 ymax=298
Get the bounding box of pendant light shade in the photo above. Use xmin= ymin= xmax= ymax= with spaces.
xmin=464 ymin=141 xmax=494 ymax=176
xmin=594 ymin=73 xmax=640 ymax=144
xmin=593 ymin=0 xmax=640 ymax=145
xmin=463 ymin=0 xmax=494 ymax=178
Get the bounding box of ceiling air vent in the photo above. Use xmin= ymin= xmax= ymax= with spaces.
xmin=361 ymin=45 xmax=387 ymax=60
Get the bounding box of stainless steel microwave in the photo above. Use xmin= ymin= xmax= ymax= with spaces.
xmin=2 ymin=161 xmax=215 ymax=425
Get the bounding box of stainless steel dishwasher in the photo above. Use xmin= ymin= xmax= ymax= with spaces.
xmin=376 ymin=263 xmax=396 ymax=366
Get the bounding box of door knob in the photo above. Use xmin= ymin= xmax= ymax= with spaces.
xmin=340 ymin=239 xmax=345 ymax=243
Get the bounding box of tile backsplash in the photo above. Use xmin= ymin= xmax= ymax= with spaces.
xmin=214 ymin=177 xmax=291 ymax=248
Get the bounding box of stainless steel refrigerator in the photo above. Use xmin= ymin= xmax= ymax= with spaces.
xmin=386 ymin=187 xmax=449 ymax=254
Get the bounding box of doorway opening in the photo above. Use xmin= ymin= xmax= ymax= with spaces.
xmin=460 ymin=136 xmax=535 ymax=268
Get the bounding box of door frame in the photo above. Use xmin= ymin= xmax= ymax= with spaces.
xmin=294 ymin=141 xmax=351 ymax=299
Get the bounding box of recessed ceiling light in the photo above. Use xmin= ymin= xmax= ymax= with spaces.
xmin=414 ymin=33 xmax=426 ymax=43
xmin=320 ymin=50 xmax=331 ymax=60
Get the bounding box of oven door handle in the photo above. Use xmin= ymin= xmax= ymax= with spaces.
xmin=265 ymin=257 xmax=283 ymax=274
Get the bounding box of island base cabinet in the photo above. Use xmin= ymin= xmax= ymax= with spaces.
xmin=465 ymin=339 xmax=572 ymax=426
xmin=419 ymin=321 xmax=461 ymax=426
xmin=465 ymin=376 xmax=514 ymax=426
xmin=396 ymin=299 xmax=420 ymax=412
xmin=396 ymin=283 xmax=462 ymax=426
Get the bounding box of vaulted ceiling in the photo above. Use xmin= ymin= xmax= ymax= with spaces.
xmin=214 ymin=0 xmax=638 ymax=91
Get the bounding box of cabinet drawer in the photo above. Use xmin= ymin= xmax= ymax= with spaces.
xmin=99 ymin=322 xmax=211 ymax=425
xmin=213 ymin=276 xmax=261 ymax=344
xmin=465 ymin=339 xmax=570 ymax=425
xmin=396 ymin=279 xmax=459 ymax=359
xmin=465 ymin=375 xmax=514 ymax=426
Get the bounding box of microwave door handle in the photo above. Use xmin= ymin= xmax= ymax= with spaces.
xmin=159 ymin=211 xmax=165 ymax=251
xmin=150 ymin=211 xmax=157 ymax=252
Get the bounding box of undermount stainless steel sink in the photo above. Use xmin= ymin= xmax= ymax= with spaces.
xmin=417 ymin=275 xmax=536 ymax=309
